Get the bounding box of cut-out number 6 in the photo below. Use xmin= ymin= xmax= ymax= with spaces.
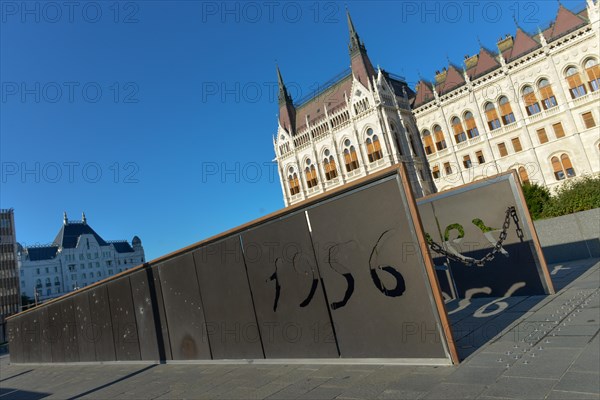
xmin=473 ymin=282 xmax=526 ymax=318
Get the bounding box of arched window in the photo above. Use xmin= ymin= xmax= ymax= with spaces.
xmin=323 ymin=150 xmax=338 ymax=181
xmin=343 ymin=139 xmax=360 ymax=172
xmin=54 ymin=277 xmax=60 ymax=286
xmin=565 ymin=66 xmax=587 ymax=99
xmin=287 ymin=167 xmax=300 ymax=196
xmin=451 ymin=117 xmax=467 ymax=143
xmin=538 ymin=79 xmax=557 ymax=110
xmin=433 ymin=125 xmax=447 ymax=150
xmin=45 ymin=278 xmax=51 ymax=287
xmin=304 ymin=159 xmax=318 ymax=189
xmin=485 ymin=102 xmax=501 ymax=131
xmin=518 ymin=166 xmax=530 ymax=185
xmin=585 ymin=58 xmax=600 ymax=92
xmin=522 ymin=85 xmax=541 ymax=116
xmin=422 ymin=130 xmax=434 ymax=155
xmin=366 ymin=130 xmax=383 ymax=162
xmin=551 ymin=153 xmax=576 ymax=181
xmin=35 ymin=279 xmax=42 ymax=288
xmin=498 ymin=96 xmax=516 ymax=125
xmin=408 ymin=135 xmax=418 ymax=155
xmin=464 ymin=111 xmax=479 ymax=138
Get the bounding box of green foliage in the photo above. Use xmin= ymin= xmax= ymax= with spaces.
xmin=522 ymin=174 xmax=600 ymax=220
xmin=541 ymin=175 xmax=600 ymax=218
xmin=521 ymin=182 xmax=551 ymax=220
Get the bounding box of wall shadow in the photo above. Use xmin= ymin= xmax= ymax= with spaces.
xmin=446 ymin=295 xmax=546 ymax=360
xmin=0 ymin=388 xmax=50 ymax=400
xmin=540 ymin=239 xmax=600 ymax=264
xmin=445 ymin=255 xmax=598 ymax=360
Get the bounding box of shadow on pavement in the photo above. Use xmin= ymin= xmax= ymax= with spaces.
xmin=445 ymin=258 xmax=598 ymax=360
xmin=0 ymin=388 xmax=50 ymax=400
xmin=65 ymin=364 xmax=157 ymax=400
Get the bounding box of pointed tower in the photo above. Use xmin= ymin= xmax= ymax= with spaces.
xmin=277 ymin=65 xmax=296 ymax=135
xmin=347 ymin=10 xmax=376 ymax=87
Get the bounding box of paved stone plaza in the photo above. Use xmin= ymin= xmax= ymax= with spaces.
xmin=1 ymin=259 xmax=598 ymax=400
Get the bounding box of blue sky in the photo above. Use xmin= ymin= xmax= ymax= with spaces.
xmin=0 ymin=0 xmax=584 ymax=260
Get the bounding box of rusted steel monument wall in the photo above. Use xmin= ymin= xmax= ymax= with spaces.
xmin=416 ymin=172 xmax=554 ymax=301
xmin=7 ymin=167 xmax=458 ymax=365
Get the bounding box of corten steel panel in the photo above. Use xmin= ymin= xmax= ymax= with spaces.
xmin=158 ymin=253 xmax=211 ymax=360
xmin=241 ymin=213 xmax=338 ymax=359
xmin=39 ymin=307 xmax=53 ymax=363
xmin=307 ymin=177 xmax=450 ymax=359
xmin=21 ymin=310 xmax=41 ymax=363
xmin=88 ymin=285 xmax=116 ymax=361
xmin=107 ymin=277 xmax=141 ymax=361
xmin=130 ymin=267 xmax=172 ymax=361
xmin=47 ymin=302 xmax=66 ymax=363
xmin=59 ymin=299 xmax=79 ymax=362
xmin=417 ymin=174 xmax=553 ymax=298
xmin=192 ymin=236 xmax=264 ymax=359
xmin=7 ymin=317 xmax=23 ymax=364
xmin=73 ymin=291 xmax=96 ymax=361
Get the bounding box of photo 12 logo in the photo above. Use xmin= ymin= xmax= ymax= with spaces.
xmin=1 ymin=82 xmax=139 ymax=104
xmin=1 ymin=1 xmax=140 ymax=24
xmin=1 ymin=162 xmax=140 ymax=184
xmin=200 ymin=2 xmax=340 ymax=24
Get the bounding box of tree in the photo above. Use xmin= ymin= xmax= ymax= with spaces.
xmin=521 ymin=183 xmax=551 ymax=220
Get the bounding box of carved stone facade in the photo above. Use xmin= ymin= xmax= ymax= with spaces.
xmin=274 ymin=13 xmax=435 ymax=207
xmin=413 ymin=1 xmax=600 ymax=192
xmin=275 ymin=2 xmax=600 ymax=205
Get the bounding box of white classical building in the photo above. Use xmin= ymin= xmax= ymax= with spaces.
xmin=274 ymin=12 xmax=436 ymax=206
xmin=275 ymin=1 xmax=600 ymax=204
xmin=18 ymin=212 xmax=145 ymax=302
xmin=412 ymin=0 xmax=599 ymax=192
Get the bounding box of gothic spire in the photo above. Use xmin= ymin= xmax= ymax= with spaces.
xmin=346 ymin=10 xmax=375 ymax=86
xmin=276 ymin=65 xmax=296 ymax=134
xmin=276 ymin=65 xmax=292 ymax=106
xmin=347 ymin=10 xmax=364 ymax=56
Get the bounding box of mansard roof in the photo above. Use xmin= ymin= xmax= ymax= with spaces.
xmin=110 ymin=241 xmax=135 ymax=253
xmin=25 ymin=246 xmax=59 ymax=261
xmin=413 ymin=80 xmax=435 ymax=108
xmin=21 ymin=214 xmax=139 ymax=261
xmin=382 ymin=71 xmax=415 ymax=98
xmin=53 ymin=222 xmax=108 ymax=249
xmin=294 ymin=71 xmax=353 ymax=133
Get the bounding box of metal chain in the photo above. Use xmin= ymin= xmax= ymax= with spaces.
xmin=426 ymin=206 xmax=521 ymax=267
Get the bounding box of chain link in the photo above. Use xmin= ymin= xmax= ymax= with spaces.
xmin=426 ymin=206 xmax=522 ymax=267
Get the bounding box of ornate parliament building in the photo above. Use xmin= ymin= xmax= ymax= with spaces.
xmin=274 ymin=1 xmax=600 ymax=205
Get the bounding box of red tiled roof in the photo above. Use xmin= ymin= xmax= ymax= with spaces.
xmin=436 ymin=65 xmax=465 ymax=95
xmin=546 ymin=5 xmax=587 ymax=41
xmin=467 ymin=48 xmax=501 ymax=80
xmin=413 ymin=80 xmax=434 ymax=108
xmin=294 ymin=74 xmax=353 ymax=131
xmin=507 ymin=28 xmax=540 ymax=61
